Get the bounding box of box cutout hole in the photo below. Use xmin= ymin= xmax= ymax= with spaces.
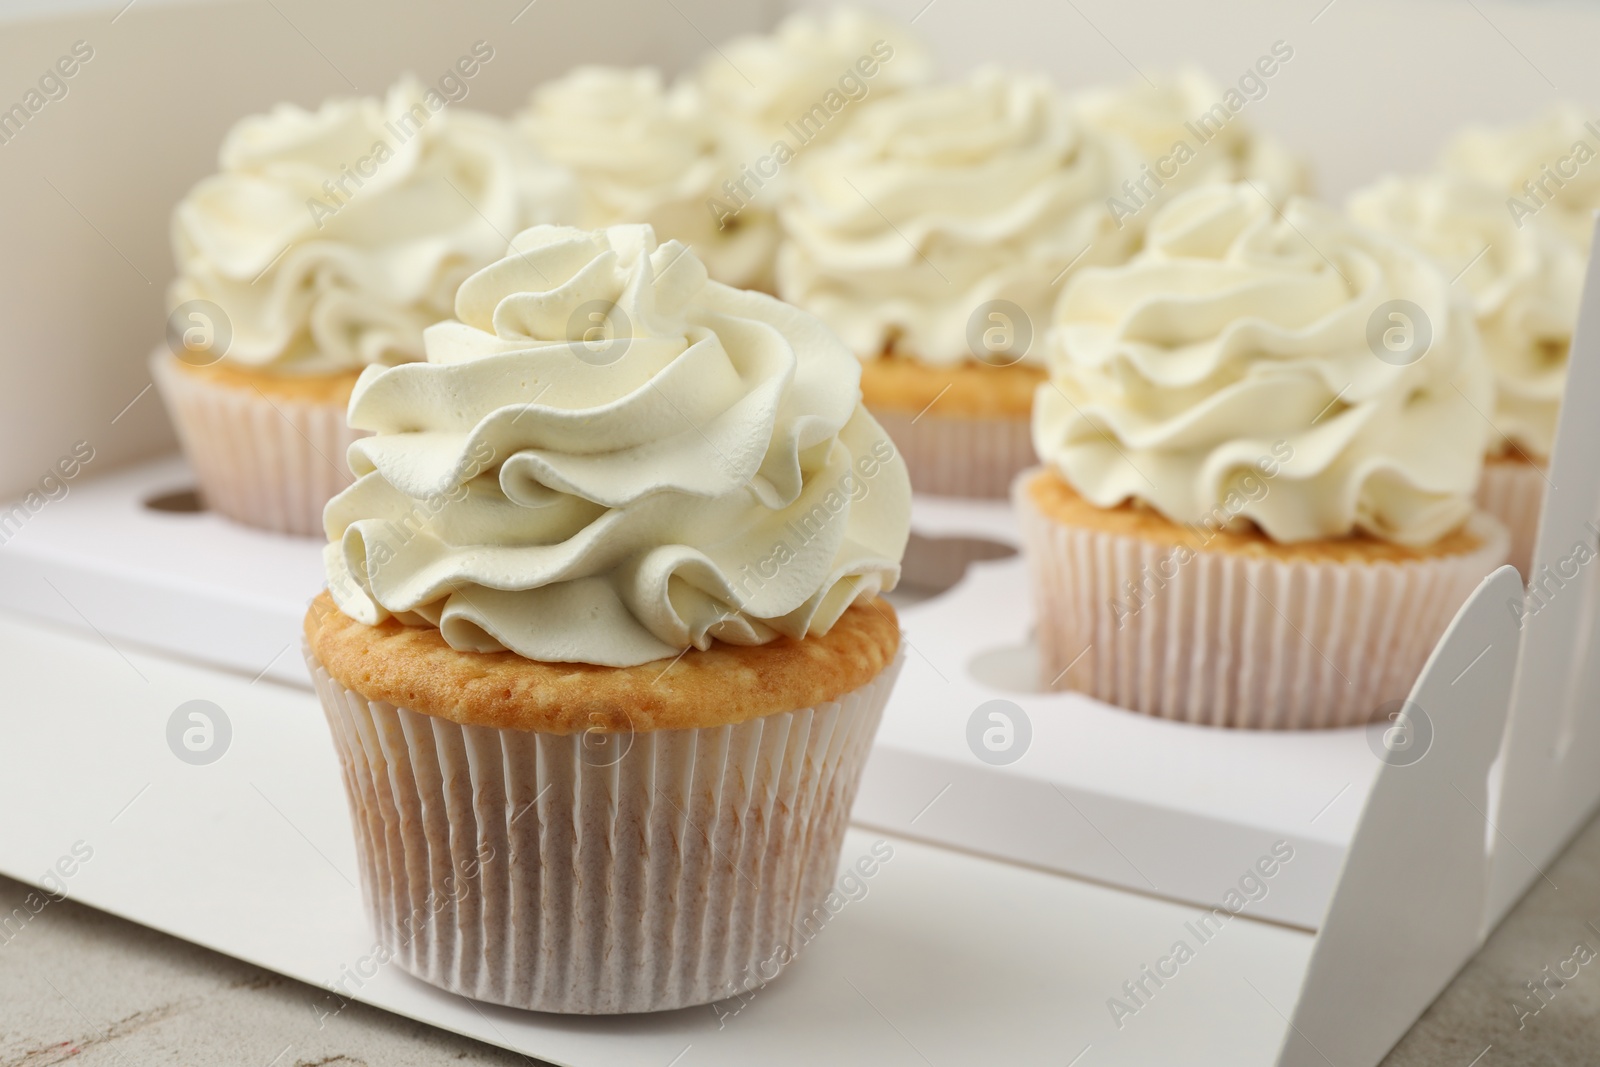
xmin=143 ymin=487 xmax=205 ymax=514
xmin=899 ymin=531 xmax=1016 ymax=598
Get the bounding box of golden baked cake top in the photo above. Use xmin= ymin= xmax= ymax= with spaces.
xmin=305 ymin=590 xmax=899 ymax=733
xmin=167 ymin=357 xmax=364 ymax=404
xmin=860 ymin=356 xmax=1044 ymax=419
xmin=1023 ymin=468 xmax=1485 ymax=564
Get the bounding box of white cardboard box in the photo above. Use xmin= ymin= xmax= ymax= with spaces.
xmin=0 ymin=461 xmax=1366 ymax=929
xmin=5 ymin=1 xmax=1600 ymax=1064
xmin=0 ymin=516 xmax=1536 ymax=1065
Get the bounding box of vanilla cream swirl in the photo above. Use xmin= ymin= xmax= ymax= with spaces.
xmin=694 ymin=6 xmax=931 ymax=162
xmin=1037 ymin=183 xmax=1494 ymax=546
xmin=1071 ymin=68 xmax=1310 ymax=219
xmin=518 ymin=66 xmax=778 ymax=291
xmin=323 ymin=224 xmax=910 ymax=667
xmin=171 ymin=77 xmax=574 ymax=375
xmin=1350 ymin=171 xmax=1583 ymax=459
xmin=1442 ymin=102 xmax=1600 ymax=248
xmin=778 ymin=67 xmax=1141 ymax=366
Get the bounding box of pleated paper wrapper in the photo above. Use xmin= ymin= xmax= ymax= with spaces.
xmin=1015 ymin=474 xmax=1510 ymax=730
xmin=1476 ymin=456 xmax=1547 ymax=578
xmin=305 ymin=645 xmax=902 ymax=1014
xmin=869 ymin=406 xmax=1034 ymax=499
xmin=151 ymin=352 xmax=365 ymax=537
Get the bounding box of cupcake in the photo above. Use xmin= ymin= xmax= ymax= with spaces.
xmin=692 ymin=6 xmax=932 ymax=172
xmin=1431 ymin=103 xmax=1600 ymax=573
xmin=1442 ymin=103 xmax=1600 ymax=247
xmin=1071 ymin=66 xmax=1311 ymax=234
xmin=1349 ymin=170 xmax=1583 ymax=575
xmin=779 ymin=67 xmax=1140 ymax=497
xmin=303 ymin=223 xmax=911 ymax=1012
xmin=157 ymin=77 xmax=574 ymax=535
xmin=1021 ymin=183 xmax=1509 ymax=729
xmin=516 ymin=67 xmax=780 ymax=292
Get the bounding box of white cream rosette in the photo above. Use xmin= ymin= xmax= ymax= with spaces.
xmin=778 ymin=67 xmax=1142 ymax=366
xmin=1071 ymin=67 xmax=1310 ymax=226
xmin=171 ymin=77 xmax=575 ymax=374
xmin=518 ymin=66 xmax=778 ymax=291
xmin=1037 ymin=182 xmax=1494 ymax=547
xmin=1350 ymin=171 xmax=1583 ymax=460
xmin=693 ymin=6 xmax=932 ymax=166
xmin=1442 ymin=102 xmax=1600 ymax=248
xmin=323 ymin=224 xmax=910 ymax=667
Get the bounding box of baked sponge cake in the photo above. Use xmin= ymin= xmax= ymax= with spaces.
xmin=1021 ymin=183 xmax=1508 ymax=729
xmin=302 ymin=223 xmax=911 ymax=1012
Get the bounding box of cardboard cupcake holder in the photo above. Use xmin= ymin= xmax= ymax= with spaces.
xmin=6 ymin=3 xmax=1600 ymax=1063
xmin=2 ymin=244 xmax=1598 ymax=1062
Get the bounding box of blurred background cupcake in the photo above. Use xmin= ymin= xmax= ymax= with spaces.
xmin=1070 ymin=65 xmax=1311 ymax=238
xmin=1021 ymin=183 xmax=1509 ymax=729
xmin=1349 ymin=166 xmax=1583 ymax=575
xmin=156 ymin=76 xmax=574 ymax=535
xmin=1392 ymin=101 xmax=1600 ymax=575
xmin=304 ymin=223 xmax=911 ymax=1013
xmin=517 ymin=66 xmax=779 ymax=292
xmin=1442 ymin=103 xmax=1600 ymax=248
xmin=779 ymin=67 xmax=1138 ymax=498
xmin=692 ymin=6 xmax=932 ymax=179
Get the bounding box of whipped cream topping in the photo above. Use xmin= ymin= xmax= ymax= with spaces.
xmin=694 ymin=6 xmax=931 ymax=164
xmin=1442 ymin=102 xmax=1600 ymax=247
xmin=517 ymin=66 xmax=779 ymax=292
xmin=171 ymin=77 xmax=575 ymax=375
xmin=1071 ymin=68 xmax=1309 ymax=219
xmin=1037 ymin=183 xmax=1494 ymax=546
xmin=1350 ymin=172 xmax=1583 ymax=459
xmin=778 ymin=67 xmax=1141 ymax=366
xmin=323 ymin=224 xmax=910 ymax=667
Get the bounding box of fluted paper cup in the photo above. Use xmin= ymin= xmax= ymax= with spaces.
xmin=1015 ymin=471 xmax=1510 ymax=729
xmin=305 ymin=644 xmax=902 ymax=1014
xmin=151 ymin=352 xmax=364 ymax=536
xmin=1476 ymin=456 xmax=1547 ymax=578
xmin=868 ymin=406 xmax=1034 ymax=498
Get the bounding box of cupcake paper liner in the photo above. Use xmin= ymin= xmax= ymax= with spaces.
xmin=151 ymin=352 xmax=364 ymax=537
xmin=1015 ymin=472 xmax=1510 ymax=729
xmin=305 ymin=644 xmax=902 ymax=1014
xmin=1476 ymin=457 xmax=1547 ymax=578
xmin=868 ymin=405 xmax=1035 ymax=499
